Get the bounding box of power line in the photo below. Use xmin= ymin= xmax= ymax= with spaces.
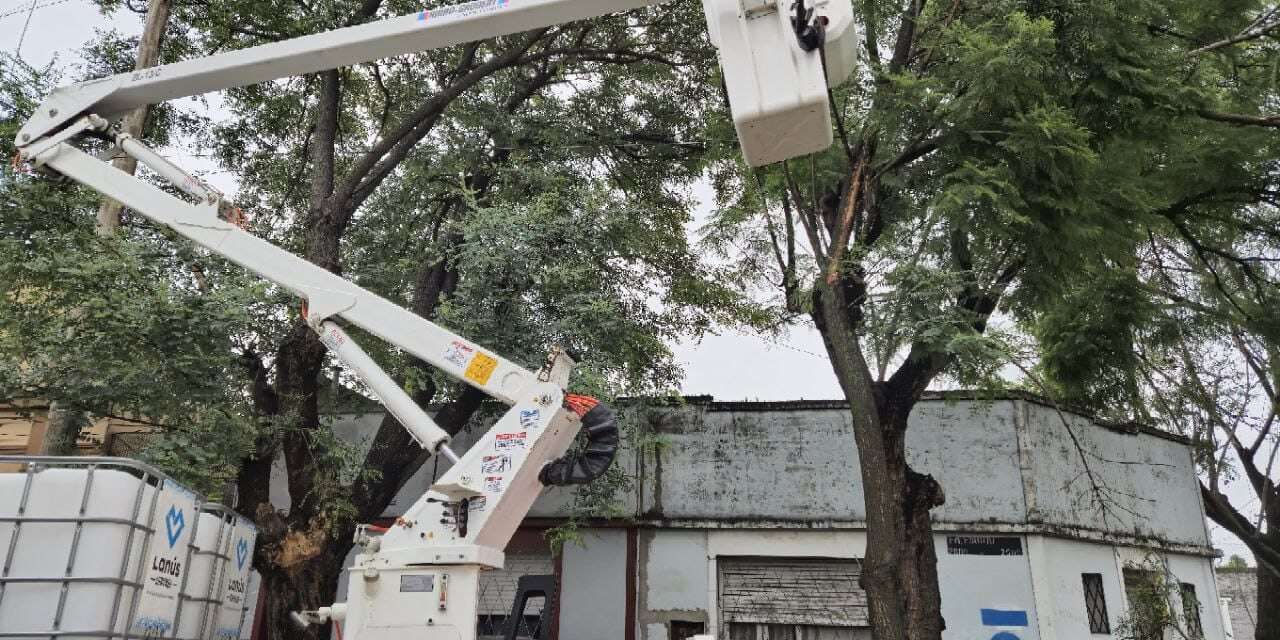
xmin=12 ymin=0 xmax=37 ymax=57
xmin=1 ymin=0 xmax=75 ymax=23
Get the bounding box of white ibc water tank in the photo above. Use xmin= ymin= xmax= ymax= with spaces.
xmin=0 ymin=458 xmax=257 ymax=640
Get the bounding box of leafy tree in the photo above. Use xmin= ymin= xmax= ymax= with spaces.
xmin=8 ymin=1 xmax=748 ymax=638
xmin=991 ymin=4 xmax=1280 ymax=638
xmin=1 ymin=53 xmax=263 ymax=492
xmin=703 ymin=1 xmax=1279 ymax=638
xmin=1224 ymin=554 xmax=1252 ymax=571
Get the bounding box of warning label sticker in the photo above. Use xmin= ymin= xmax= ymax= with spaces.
xmin=519 ymin=408 xmax=541 ymax=430
xmin=465 ymin=352 xmax=498 ymax=385
xmin=469 ymin=497 xmax=487 ymax=512
xmin=484 ymin=476 xmax=505 ymax=493
xmin=481 ymin=454 xmax=512 ymax=474
xmin=495 ymin=432 xmax=526 ymax=451
xmin=444 ymin=340 xmax=474 ymax=368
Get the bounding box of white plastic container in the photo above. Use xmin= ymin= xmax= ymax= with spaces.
xmin=0 ymin=458 xmax=257 ymax=640
xmin=0 ymin=467 xmax=157 ymax=637
xmin=176 ymin=511 xmax=235 ymax=640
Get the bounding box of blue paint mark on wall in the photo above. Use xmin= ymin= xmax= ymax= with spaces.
xmin=981 ymin=609 xmax=1029 ymax=626
xmin=991 ymin=632 xmax=1021 ymax=640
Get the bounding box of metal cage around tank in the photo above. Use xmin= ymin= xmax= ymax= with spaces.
xmin=0 ymin=456 xmax=255 ymax=640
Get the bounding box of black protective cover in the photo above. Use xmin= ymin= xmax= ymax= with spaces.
xmin=537 ymin=402 xmax=619 ymax=486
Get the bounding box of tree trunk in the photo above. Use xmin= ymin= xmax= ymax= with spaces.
xmin=1258 ymin=505 xmax=1279 ymax=640
xmin=96 ymin=0 xmax=171 ymax=233
xmin=255 ymin=516 xmax=347 ymax=640
xmin=813 ymin=280 xmax=945 ymax=640
xmin=38 ymin=401 xmax=84 ymax=456
xmin=856 ymin=408 xmax=945 ymax=640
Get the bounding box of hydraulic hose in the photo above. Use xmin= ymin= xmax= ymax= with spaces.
xmin=539 ymin=394 xmax=619 ymax=486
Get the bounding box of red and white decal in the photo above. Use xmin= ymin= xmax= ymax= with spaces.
xmin=494 ymin=432 xmax=527 ymax=451
xmin=481 ymin=454 xmax=512 ymax=474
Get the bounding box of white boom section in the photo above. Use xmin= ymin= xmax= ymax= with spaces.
xmin=316 ymin=321 xmax=456 ymax=455
xmin=23 ymin=122 xmax=538 ymax=411
xmin=16 ymin=0 xmax=856 ymax=167
xmin=16 ymin=0 xmax=654 ymax=145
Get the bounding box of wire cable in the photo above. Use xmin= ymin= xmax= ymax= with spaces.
xmin=12 ymin=0 xmax=38 ymax=56
xmin=0 ymin=0 xmax=76 ymax=23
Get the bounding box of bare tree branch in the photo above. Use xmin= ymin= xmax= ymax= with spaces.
xmin=1190 ymin=7 xmax=1280 ymax=55
xmin=1198 ymin=109 xmax=1280 ymax=128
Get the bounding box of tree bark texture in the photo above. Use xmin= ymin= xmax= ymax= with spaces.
xmin=1257 ymin=504 xmax=1279 ymax=640
xmin=38 ymin=401 xmax=85 ymax=456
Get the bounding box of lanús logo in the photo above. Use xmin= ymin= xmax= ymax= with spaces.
xmin=235 ymin=539 xmax=249 ymax=570
xmin=164 ymin=506 xmax=186 ymax=548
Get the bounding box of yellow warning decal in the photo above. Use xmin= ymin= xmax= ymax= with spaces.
xmin=465 ymin=352 xmax=498 ymax=385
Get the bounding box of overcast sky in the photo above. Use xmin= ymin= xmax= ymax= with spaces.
xmin=2 ymin=0 xmax=1260 ymax=564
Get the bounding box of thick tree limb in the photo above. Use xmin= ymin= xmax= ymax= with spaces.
xmin=825 ymin=156 xmax=866 ymax=285
xmin=1202 ymin=483 xmax=1280 ymax=577
xmin=309 ymin=70 xmax=341 ymax=213
xmin=340 ymin=29 xmax=552 ymax=215
xmin=889 ymin=0 xmax=926 ymax=73
xmin=874 ymin=135 xmax=943 ymax=176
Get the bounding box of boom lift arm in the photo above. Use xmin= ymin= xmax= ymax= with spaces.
xmin=13 ymin=0 xmax=858 ymax=638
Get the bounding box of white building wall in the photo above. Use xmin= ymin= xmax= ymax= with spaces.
xmin=562 ymin=528 xmax=1223 ymax=640
xmin=559 ymin=530 xmax=629 ymax=640
xmin=1027 ymin=536 xmax=1131 ymax=639
xmin=1018 ymin=403 xmax=1209 ymax=547
xmin=1165 ymin=552 xmax=1227 ymax=640
xmin=935 ymin=534 xmax=1040 ymax=640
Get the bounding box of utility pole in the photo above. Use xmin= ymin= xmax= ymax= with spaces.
xmin=96 ymin=0 xmax=172 ymax=234
xmin=39 ymin=0 xmax=174 ymax=458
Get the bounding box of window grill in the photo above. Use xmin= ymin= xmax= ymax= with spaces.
xmin=1180 ymin=583 xmax=1203 ymax=639
xmin=1082 ymin=573 xmax=1111 ymax=634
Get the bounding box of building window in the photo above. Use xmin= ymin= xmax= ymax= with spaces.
xmin=1123 ymin=567 xmax=1168 ymax=640
xmin=1180 ymin=583 xmax=1203 ymax=639
xmin=719 ymin=558 xmax=869 ymax=640
xmin=1082 ymin=573 xmax=1110 ymax=633
xmin=670 ymin=621 xmax=705 ymax=640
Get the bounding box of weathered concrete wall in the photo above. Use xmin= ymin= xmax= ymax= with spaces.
xmin=636 ymin=404 xmax=862 ymax=521
xmin=616 ymin=397 xmax=1207 ymax=550
xmin=905 ymin=400 xmax=1028 ymax=525
xmin=301 ymin=396 xmax=1209 ymax=553
xmin=637 ymin=530 xmax=709 ymax=640
xmin=1017 ymin=400 xmax=1209 ymax=547
xmin=1217 ymin=570 xmax=1258 ymax=639
xmin=627 ymin=400 xmax=1029 ymax=523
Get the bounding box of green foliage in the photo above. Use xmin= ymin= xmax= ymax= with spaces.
xmin=1222 ymin=554 xmax=1251 ymax=571
xmin=701 ymin=0 xmax=1278 ymax=400
xmin=1 ymin=54 xmax=260 ymax=489
xmin=1117 ymin=555 xmax=1204 ymax=640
